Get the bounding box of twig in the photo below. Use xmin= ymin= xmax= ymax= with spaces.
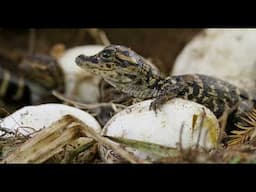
xmin=177 ymin=122 xmax=185 ymax=154
xmin=217 ymin=102 xmax=240 ymax=145
xmin=61 ymin=139 xmax=97 ymax=163
xmin=86 ymin=28 xmax=111 ymax=46
xmin=195 ymin=109 xmax=206 ymax=150
xmin=28 ymin=29 xmax=36 ymax=55
xmin=108 ymin=136 xmax=179 ymax=158
xmin=202 ymin=128 xmax=210 ymax=151
xmin=73 ymin=116 xmax=147 ymax=163
xmin=0 ymin=107 xmax=25 ymax=137
xmin=0 ymin=107 xmax=11 ymax=117
xmin=0 ymin=127 xmax=16 ymax=136
xmin=227 ymin=108 xmax=256 ymax=146
xmin=2 ymin=115 xmax=83 ymax=163
xmin=52 ymin=90 xmax=126 ymax=110
xmin=0 ymin=107 xmax=38 ymax=138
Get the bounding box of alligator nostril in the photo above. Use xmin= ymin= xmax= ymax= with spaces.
xmin=75 ymin=55 xmax=87 ymax=66
xmin=90 ymin=56 xmax=98 ymax=63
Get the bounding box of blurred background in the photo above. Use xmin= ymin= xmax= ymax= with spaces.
xmin=1 ymin=28 xmax=255 ymax=117
xmin=0 ymin=29 xmax=201 ymax=75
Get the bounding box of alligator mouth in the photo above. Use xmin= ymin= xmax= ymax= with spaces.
xmin=76 ymin=55 xmax=98 ymax=66
xmin=76 ymin=54 xmax=114 ymax=72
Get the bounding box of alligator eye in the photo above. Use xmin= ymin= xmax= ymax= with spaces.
xmin=100 ymin=50 xmax=112 ymax=59
xmin=101 ymin=50 xmax=112 ymax=60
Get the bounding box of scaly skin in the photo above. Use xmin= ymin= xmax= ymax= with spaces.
xmin=19 ymin=54 xmax=65 ymax=91
xmin=75 ymin=45 xmax=256 ymax=140
xmin=0 ymin=54 xmax=65 ymax=106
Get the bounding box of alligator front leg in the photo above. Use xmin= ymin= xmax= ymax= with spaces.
xmin=149 ymin=93 xmax=177 ymax=112
xmin=149 ymin=82 xmax=186 ymax=112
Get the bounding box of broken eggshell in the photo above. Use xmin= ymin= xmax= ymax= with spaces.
xmin=0 ymin=103 xmax=101 ymax=136
xmin=100 ymin=98 xmax=220 ymax=162
xmin=58 ymin=45 xmax=104 ymax=103
xmin=172 ymin=29 xmax=256 ymax=89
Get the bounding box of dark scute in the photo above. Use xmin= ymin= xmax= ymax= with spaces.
xmin=192 ymin=82 xmax=200 ymax=97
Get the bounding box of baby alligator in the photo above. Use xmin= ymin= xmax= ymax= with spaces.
xmin=0 ymin=54 xmax=65 ymax=115
xmin=75 ymin=45 xmax=256 ymax=143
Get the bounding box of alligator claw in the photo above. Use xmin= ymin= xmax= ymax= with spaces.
xmin=149 ymin=97 xmax=166 ymax=114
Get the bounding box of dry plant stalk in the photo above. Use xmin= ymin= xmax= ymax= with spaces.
xmin=86 ymin=28 xmax=111 ymax=46
xmin=72 ymin=116 xmax=148 ymax=164
xmin=217 ymin=102 xmax=240 ymax=145
xmin=28 ymin=29 xmax=36 ymax=55
xmin=52 ymin=90 xmax=126 ymax=110
xmin=107 ymin=136 xmax=179 ymax=158
xmin=60 ymin=138 xmax=97 ymax=163
xmin=228 ymin=108 xmax=256 ymax=146
xmin=2 ymin=114 xmax=145 ymax=164
xmin=2 ymin=115 xmax=86 ymax=163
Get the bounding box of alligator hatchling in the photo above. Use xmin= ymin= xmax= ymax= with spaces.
xmin=0 ymin=54 xmax=65 ymax=116
xmin=75 ymin=45 xmax=256 ymax=145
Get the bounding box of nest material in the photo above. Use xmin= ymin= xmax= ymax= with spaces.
xmin=227 ymin=108 xmax=256 ymax=146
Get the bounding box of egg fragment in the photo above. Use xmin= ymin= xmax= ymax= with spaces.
xmin=100 ymin=98 xmax=220 ymax=162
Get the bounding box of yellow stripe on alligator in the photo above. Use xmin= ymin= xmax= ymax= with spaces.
xmin=0 ymin=70 xmax=10 ymax=97
xmin=13 ymin=77 xmax=25 ymax=100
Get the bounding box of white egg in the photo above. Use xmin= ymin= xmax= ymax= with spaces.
xmin=0 ymin=103 xmax=101 ymax=136
xmin=100 ymin=98 xmax=220 ymax=162
xmin=172 ymin=29 xmax=256 ymax=89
